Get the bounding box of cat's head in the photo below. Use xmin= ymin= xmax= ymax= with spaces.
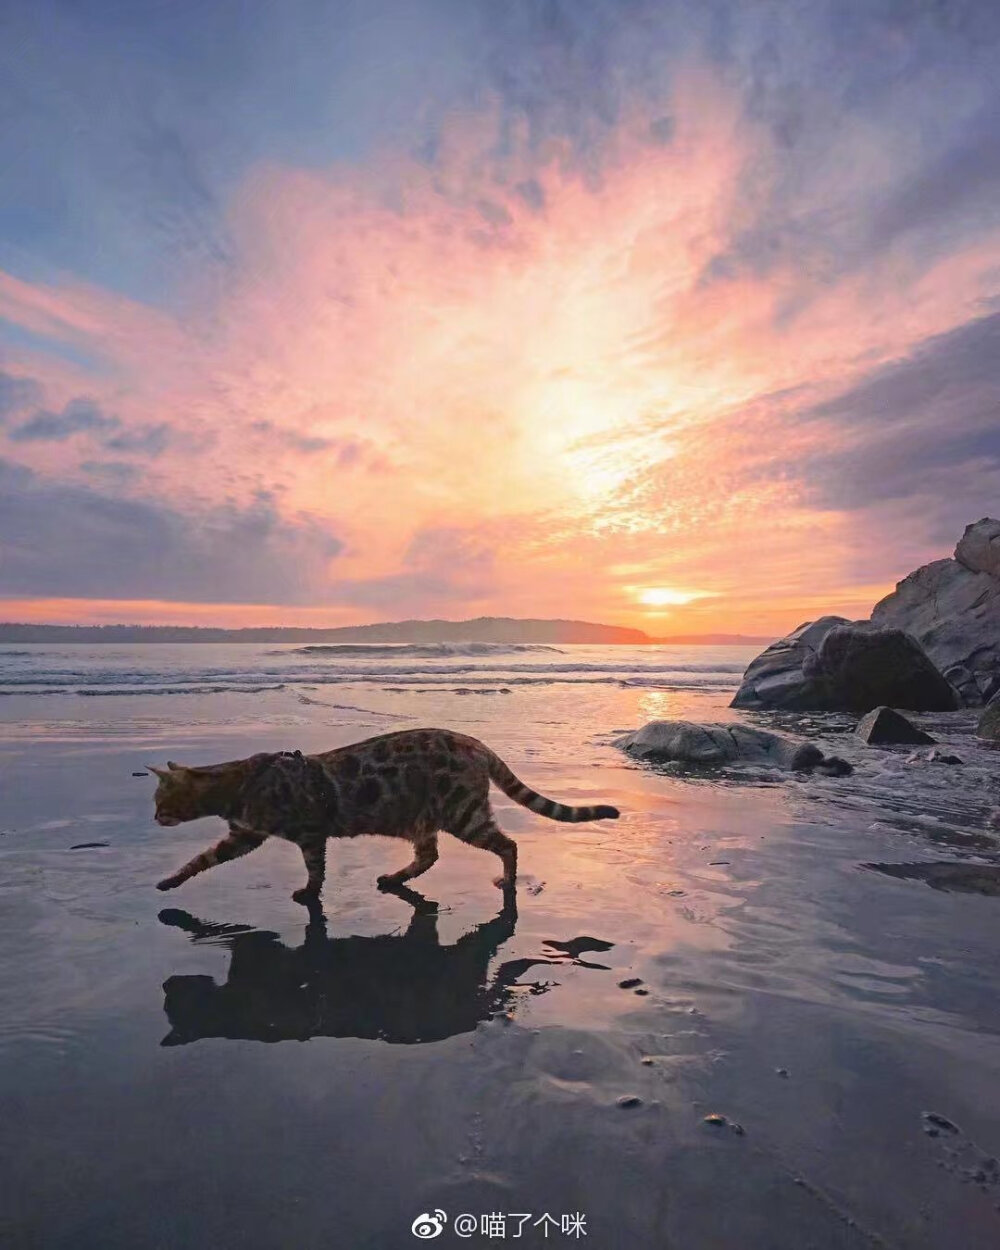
xmin=148 ymin=761 xmax=226 ymax=825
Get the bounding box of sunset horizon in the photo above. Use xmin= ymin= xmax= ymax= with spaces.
xmin=3 ymin=4 xmax=998 ymax=639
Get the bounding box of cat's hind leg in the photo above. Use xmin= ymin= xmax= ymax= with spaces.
xmin=292 ymin=836 xmax=327 ymax=904
xmin=376 ymin=834 xmax=439 ymax=889
xmin=157 ymin=828 xmax=266 ymax=891
xmin=448 ymin=806 xmax=517 ymax=891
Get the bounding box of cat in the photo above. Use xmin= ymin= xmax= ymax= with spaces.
xmin=149 ymin=727 xmax=619 ymax=903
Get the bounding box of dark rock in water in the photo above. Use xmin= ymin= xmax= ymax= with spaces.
xmin=732 ymin=618 xmax=959 ymax=714
xmin=617 ymin=1095 xmax=642 ymax=1109
xmin=730 ymin=616 xmax=849 ymax=711
xmin=618 ymin=977 xmax=643 ymax=989
xmin=615 ymin=719 xmax=852 ymax=775
xmin=872 ymin=518 xmax=1000 ymax=706
xmin=927 ymin=749 xmax=963 ymax=765
xmin=977 ymin=695 xmax=1000 ymax=742
xmin=703 ymin=1113 xmax=728 ymax=1127
xmin=855 ymin=706 xmax=936 ymax=745
xmin=922 ymin=1111 xmax=960 ymax=1135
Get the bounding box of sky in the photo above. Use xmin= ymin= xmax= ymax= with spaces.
xmin=1 ymin=0 xmax=999 ymax=636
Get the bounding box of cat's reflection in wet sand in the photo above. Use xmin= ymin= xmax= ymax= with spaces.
xmin=159 ymin=886 xmax=613 ymax=1046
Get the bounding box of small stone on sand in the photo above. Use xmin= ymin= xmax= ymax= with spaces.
xmin=617 ymin=1095 xmax=642 ymax=1109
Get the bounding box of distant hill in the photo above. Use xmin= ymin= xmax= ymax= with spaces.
xmin=0 ymin=618 xmax=776 ymax=646
xmin=0 ymin=616 xmax=650 ymax=645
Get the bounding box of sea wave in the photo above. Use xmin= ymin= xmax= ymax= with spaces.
xmin=283 ymin=641 xmax=564 ymax=657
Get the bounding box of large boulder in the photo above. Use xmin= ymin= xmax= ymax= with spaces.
xmin=871 ymin=518 xmax=1000 ymax=705
xmin=731 ymin=619 xmax=959 ymax=714
xmin=615 ymin=720 xmax=852 ymax=775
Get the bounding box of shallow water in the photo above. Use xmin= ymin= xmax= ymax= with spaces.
xmin=1 ymin=644 xmax=999 ymax=1248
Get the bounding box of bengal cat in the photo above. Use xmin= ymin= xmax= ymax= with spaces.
xmin=149 ymin=728 xmax=619 ymax=903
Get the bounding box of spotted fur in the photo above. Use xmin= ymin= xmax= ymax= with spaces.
xmin=150 ymin=728 xmax=619 ymax=902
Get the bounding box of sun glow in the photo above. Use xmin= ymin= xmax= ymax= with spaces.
xmin=635 ymin=587 xmax=712 ymax=608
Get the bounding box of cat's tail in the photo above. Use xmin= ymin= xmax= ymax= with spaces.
xmin=486 ymin=751 xmax=619 ymax=822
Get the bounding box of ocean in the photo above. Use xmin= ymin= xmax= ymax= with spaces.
xmin=1 ymin=642 xmax=999 ymax=1248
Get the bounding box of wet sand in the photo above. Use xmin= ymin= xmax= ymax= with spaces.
xmin=2 ymin=668 xmax=1000 ymax=1248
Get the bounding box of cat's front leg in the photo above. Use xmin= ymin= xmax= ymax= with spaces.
xmin=157 ymin=827 xmax=266 ymax=890
xmin=292 ymin=836 xmax=327 ymax=904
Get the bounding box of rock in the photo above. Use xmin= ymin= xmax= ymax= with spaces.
xmin=922 ymin=1111 xmax=960 ymax=1135
xmin=730 ymin=616 xmax=850 ymax=710
xmin=927 ymin=749 xmax=963 ymax=765
xmin=703 ymin=1113 xmax=728 ymax=1127
xmin=977 ymin=695 xmax=1000 ymax=742
xmin=615 ymin=719 xmax=852 ymax=775
xmin=855 ymin=706 xmax=936 ymax=745
xmin=618 ymin=977 xmax=643 ymax=989
xmin=617 ymin=1095 xmax=642 ymax=1109
xmin=872 ymin=518 xmax=1000 ymax=705
xmin=732 ymin=620 xmax=959 ymax=714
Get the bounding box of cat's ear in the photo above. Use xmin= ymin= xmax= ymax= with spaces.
xmin=167 ymin=760 xmax=183 ymax=770
xmin=147 ymin=765 xmax=171 ymax=780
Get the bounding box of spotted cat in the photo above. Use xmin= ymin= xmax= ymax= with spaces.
xmin=150 ymin=728 xmax=619 ymax=902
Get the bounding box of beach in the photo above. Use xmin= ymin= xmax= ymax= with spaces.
xmin=2 ymin=642 xmax=999 ymax=1248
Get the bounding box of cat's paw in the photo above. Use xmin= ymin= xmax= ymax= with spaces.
xmin=492 ymin=874 xmax=516 ymax=891
xmin=376 ymin=873 xmax=401 ymax=890
xmin=292 ymin=886 xmax=320 ymax=904
xmin=156 ymin=876 xmax=181 ymax=891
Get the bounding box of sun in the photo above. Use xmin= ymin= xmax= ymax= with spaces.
xmin=636 ymin=586 xmax=707 ymax=607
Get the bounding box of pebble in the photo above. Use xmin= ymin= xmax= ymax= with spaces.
xmin=618 ymin=977 xmax=643 ymax=989
xmin=640 ymin=1057 xmax=655 ymax=1066
xmin=704 ymin=1113 xmax=727 ymax=1127
xmin=617 ymin=1095 xmax=642 ymax=1109
xmin=775 ymin=1067 xmax=789 ymax=1078
xmin=922 ymin=1111 xmax=960 ymax=1134
xmin=634 ymin=988 xmax=649 ymax=996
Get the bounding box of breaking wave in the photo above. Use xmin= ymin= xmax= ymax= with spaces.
xmin=284 ymin=642 xmax=563 ymax=657
xmin=0 ymin=643 xmax=754 ymax=697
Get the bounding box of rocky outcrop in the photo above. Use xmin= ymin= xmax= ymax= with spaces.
xmin=871 ymin=518 xmax=1000 ymax=705
xmin=855 ymin=706 xmax=935 ymax=746
xmin=731 ymin=619 xmax=958 ymax=714
xmin=615 ymin=720 xmax=852 ymax=775
xmin=977 ymin=695 xmax=1000 ymax=742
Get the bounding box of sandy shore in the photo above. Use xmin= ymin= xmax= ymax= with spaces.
xmin=2 ymin=689 xmax=1000 ymax=1248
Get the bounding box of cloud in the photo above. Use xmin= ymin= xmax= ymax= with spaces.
xmin=0 ymin=459 xmax=344 ymax=603
xmin=9 ymin=397 xmax=118 ymax=442
xmin=102 ymin=423 xmax=173 ymax=456
xmin=0 ymin=370 xmax=44 ymax=421
xmin=5 ymin=390 xmax=173 ymax=457
xmin=800 ymin=310 xmax=1000 ymax=507
xmin=248 ymin=419 xmax=332 ymax=455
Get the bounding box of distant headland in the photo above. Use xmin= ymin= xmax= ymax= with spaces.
xmin=0 ymin=617 xmax=773 ymax=646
